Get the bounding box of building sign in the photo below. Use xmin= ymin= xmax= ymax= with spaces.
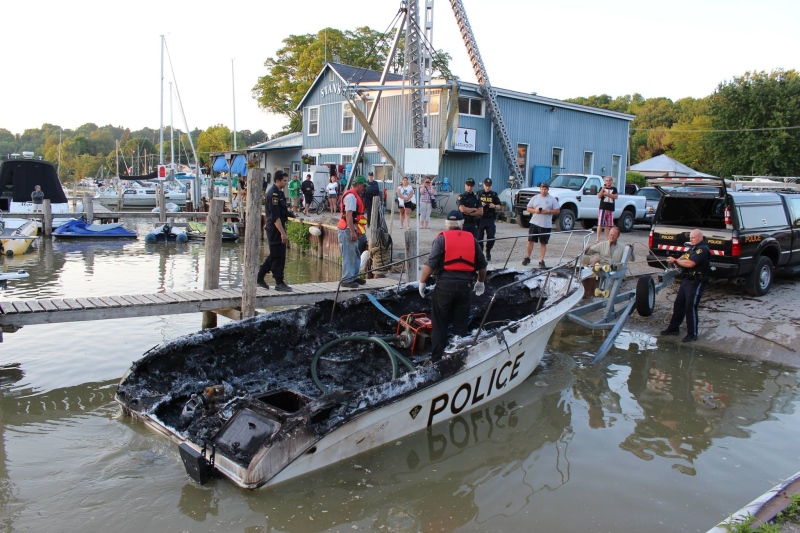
xmin=320 ymin=82 xmax=343 ymax=99
xmin=453 ymin=127 xmax=476 ymax=151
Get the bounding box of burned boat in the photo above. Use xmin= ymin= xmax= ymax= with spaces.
xmin=115 ymin=266 xmax=584 ymax=489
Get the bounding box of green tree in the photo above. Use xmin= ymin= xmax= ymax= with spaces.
xmin=253 ymin=26 xmax=451 ymax=134
xmin=708 ymin=69 xmax=800 ymax=177
xmin=0 ymin=129 xmax=18 ymax=156
xmin=197 ymin=125 xmax=233 ymax=166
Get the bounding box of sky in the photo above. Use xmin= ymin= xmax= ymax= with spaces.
xmin=1 ymin=0 xmax=797 ymax=139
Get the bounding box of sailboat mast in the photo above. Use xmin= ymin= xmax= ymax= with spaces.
xmin=159 ymin=34 xmax=165 ymax=166
xmin=170 ymin=82 xmax=175 ymax=171
xmin=231 ymin=58 xmax=237 ymax=151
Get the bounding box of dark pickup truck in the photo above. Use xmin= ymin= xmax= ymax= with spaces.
xmin=646 ymin=177 xmax=800 ymax=295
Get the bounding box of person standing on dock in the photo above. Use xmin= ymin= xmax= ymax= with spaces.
xmin=477 ymin=178 xmax=501 ymax=261
xmin=363 ymin=171 xmax=381 ymax=225
xmin=661 ymin=229 xmax=710 ymax=343
xmin=419 ymin=210 xmax=487 ymax=361
xmin=301 ymin=174 xmax=314 ymax=216
xmin=457 ymin=178 xmax=483 ymax=238
xmin=522 ymin=183 xmax=560 ymax=269
xmin=338 ymin=175 xmax=368 ymax=288
xmin=31 ymin=185 xmax=44 ymax=214
xmin=288 ymin=174 xmax=301 ymax=215
xmin=257 ymin=171 xmax=293 ymax=292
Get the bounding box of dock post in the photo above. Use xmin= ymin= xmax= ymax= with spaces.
xmin=405 ymin=230 xmax=418 ymax=282
xmin=241 ymin=169 xmax=265 ymax=319
xmin=158 ymin=182 xmax=166 ymax=223
xmin=42 ymin=200 xmax=52 ymax=236
xmin=201 ymin=198 xmax=224 ymax=329
xmin=83 ymin=193 xmax=94 ymax=222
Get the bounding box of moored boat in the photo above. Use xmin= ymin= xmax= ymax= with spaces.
xmin=0 ymin=153 xmax=71 ymax=224
xmin=186 ymin=221 xmax=238 ymax=242
xmin=144 ymin=223 xmax=188 ymax=243
xmin=0 ymin=219 xmax=38 ymax=256
xmin=52 ymin=218 xmax=137 ymax=239
xmin=115 ymin=262 xmax=585 ymax=489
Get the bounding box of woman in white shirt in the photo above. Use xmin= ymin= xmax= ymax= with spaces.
xmin=396 ymin=176 xmax=414 ymax=229
xmin=418 ymin=177 xmax=435 ymax=229
xmin=326 ymin=176 xmax=339 ymax=213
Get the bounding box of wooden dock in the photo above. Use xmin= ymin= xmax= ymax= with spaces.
xmin=0 ymin=278 xmax=398 ymax=328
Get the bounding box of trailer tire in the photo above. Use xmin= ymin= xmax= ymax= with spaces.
xmin=636 ymin=275 xmax=656 ymax=317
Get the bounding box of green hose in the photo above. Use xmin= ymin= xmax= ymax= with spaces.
xmin=311 ymin=335 xmax=417 ymax=394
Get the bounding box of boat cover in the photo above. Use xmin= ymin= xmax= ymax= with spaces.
xmin=0 ymin=158 xmax=69 ymax=203
xmin=229 ymin=155 xmax=248 ymax=176
xmin=212 ymin=157 xmax=229 ymax=173
xmin=53 ymin=218 xmax=137 ymax=238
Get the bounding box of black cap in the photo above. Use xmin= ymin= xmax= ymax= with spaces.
xmin=368 ymin=171 xmax=373 ymax=176
xmin=484 ymin=178 xmax=492 ymax=185
xmin=446 ymin=210 xmax=464 ymax=221
xmin=465 ymin=178 xmax=475 ymax=186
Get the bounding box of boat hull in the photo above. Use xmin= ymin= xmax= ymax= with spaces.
xmin=119 ymin=272 xmax=582 ymax=489
xmin=1 ymin=220 xmax=38 ymax=256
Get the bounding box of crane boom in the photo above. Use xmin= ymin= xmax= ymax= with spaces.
xmin=449 ymin=0 xmax=523 ymax=187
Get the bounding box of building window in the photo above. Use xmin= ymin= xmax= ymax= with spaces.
xmin=583 ymin=151 xmax=594 ymax=174
xmin=341 ymin=154 xmax=353 ymax=166
xmin=308 ymin=106 xmax=319 ymax=136
xmin=517 ymin=143 xmax=529 ymax=183
xmin=424 ymin=92 xmax=441 ymax=115
xmin=551 ymin=147 xmax=564 ymax=179
xmin=458 ymin=97 xmax=483 ymax=116
xmin=342 ymin=103 xmax=354 ymax=133
xmin=292 ymin=162 xmax=301 ymax=173
xmin=611 ymin=154 xmax=621 ymax=180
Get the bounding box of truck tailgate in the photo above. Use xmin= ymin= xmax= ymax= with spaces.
xmin=651 ymin=225 xmax=733 ymax=257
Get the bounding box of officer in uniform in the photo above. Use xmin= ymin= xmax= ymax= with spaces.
xmin=418 ymin=210 xmax=488 ymax=360
xmin=477 ymin=177 xmax=502 ymax=261
xmin=661 ymin=228 xmax=710 ymax=342
xmin=457 ymin=178 xmax=483 ymax=238
xmin=257 ymin=170 xmax=293 ymax=292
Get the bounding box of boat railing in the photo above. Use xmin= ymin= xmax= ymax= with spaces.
xmin=330 ymin=229 xmax=594 ymax=329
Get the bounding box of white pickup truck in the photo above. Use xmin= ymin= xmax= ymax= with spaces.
xmin=512 ymin=173 xmax=647 ymax=232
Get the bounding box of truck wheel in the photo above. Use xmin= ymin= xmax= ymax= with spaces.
xmin=556 ymin=209 xmax=575 ymax=232
xmin=516 ymin=215 xmax=530 ymax=229
xmin=636 ymin=275 xmax=656 ymax=317
xmin=581 ymin=219 xmax=595 ymax=230
xmin=746 ymin=256 xmax=773 ymax=296
xmin=616 ymin=210 xmax=634 ymax=233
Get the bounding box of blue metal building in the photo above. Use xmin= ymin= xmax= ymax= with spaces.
xmin=296 ymin=62 xmax=634 ymax=193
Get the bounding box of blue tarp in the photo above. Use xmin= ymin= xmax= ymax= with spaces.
xmin=212 ymin=156 xmax=229 ymax=173
xmin=229 ymin=155 xmax=248 ymax=176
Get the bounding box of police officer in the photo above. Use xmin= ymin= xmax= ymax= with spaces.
xmin=457 ymin=178 xmax=483 ymax=238
xmin=477 ymin=177 xmax=502 ymax=261
xmin=661 ymin=229 xmax=710 ymax=342
xmin=257 ymin=171 xmax=293 ymax=292
xmin=418 ymin=210 xmax=488 ymax=361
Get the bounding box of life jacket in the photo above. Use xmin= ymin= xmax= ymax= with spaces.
xmin=440 ymin=230 xmax=476 ymax=272
xmin=337 ymin=189 xmax=367 ymax=235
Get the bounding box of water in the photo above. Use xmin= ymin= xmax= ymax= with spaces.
xmin=1 ymin=222 xmax=799 ymax=532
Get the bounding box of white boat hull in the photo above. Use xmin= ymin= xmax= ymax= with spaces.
xmin=124 ymin=275 xmax=582 ymax=489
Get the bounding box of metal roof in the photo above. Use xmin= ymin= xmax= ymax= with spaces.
xmin=247 ymin=132 xmax=303 ymax=152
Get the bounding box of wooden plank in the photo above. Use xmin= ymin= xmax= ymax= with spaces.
xmin=86 ymin=297 xmax=110 ymax=308
xmin=170 ymin=290 xmax=199 ymax=302
xmin=0 ymin=301 xmax=16 ymax=314
xmin=152 ymin=292 xmax=182 ymax=304
xmin=206 ymin=289 xmax=233 ymax=300
xmin=23 ymin=300 xmax=45 ymax=312
xmin=12 ymin=302 xmax=32 ymax=313
xmin=105 ymin=296 xmax=129 ymax=307
xmin=118 ymin=295 xmax=144 ymax=307
xmin=52 ymin=299 xmax=72 ymax=311
xmin=163 ymin=291 xmax=193 ymax=302
xmin=197 ymin=290 xmax=224 ymax=301
xmin=129 ymin=294 xmax=158 ymax=305
xmin=148 ymin=293 xmax=173 ymax=304
xmin=62 ymin=298 xmax=84 ymax=310
xmin=38 ymin=299 xmax=58 ymax=312
xmin=76 ymin=298 xmax=95 ymax=309
xmin=97 ymin=296 xmax=122 ymax=307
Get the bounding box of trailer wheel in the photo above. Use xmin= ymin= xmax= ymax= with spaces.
xmin=636 ymin=275 xmax=656 ymax=317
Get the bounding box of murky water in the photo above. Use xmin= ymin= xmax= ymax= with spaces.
xmin=1 ymin=221 xmax=799 ymax=532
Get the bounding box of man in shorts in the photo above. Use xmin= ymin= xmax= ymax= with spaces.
xmin=522 ymin=183 xmax=560 ymax=268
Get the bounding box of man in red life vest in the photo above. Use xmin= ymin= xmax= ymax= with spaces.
xmin=338 ymin=175 xmax=368 ymax=288
xmin=419 ymin=210 xmax=488 ymax=360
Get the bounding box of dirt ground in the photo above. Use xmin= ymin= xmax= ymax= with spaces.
xmin=301 ymin=208 xmax=800 ymax=369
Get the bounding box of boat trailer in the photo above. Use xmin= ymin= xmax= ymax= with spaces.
xmin=566 ymin=245 xmax=678 ymax=363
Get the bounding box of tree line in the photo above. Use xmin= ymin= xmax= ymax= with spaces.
xmin=0 ymin=123 xmax=267 ymax=182
xmin=568 ymin=69 xmax=800 ymax=177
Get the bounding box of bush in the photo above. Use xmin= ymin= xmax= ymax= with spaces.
xmin=286 ymin=220 xmax=312 ymax=251
xmin=626 ymin=171 xmax=647 ymax=188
